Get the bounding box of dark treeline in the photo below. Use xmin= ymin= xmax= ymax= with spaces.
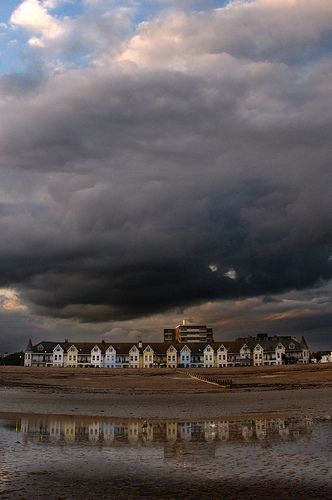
xmin=0 ymin=352 xmax=24 ymax=366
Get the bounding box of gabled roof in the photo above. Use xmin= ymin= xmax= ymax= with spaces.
xmin=53 ymin=344 xmax=64 ymax=352
xmin=180 ymin=345 xmax=191 ymax=352
xmin=166 ymin=344 xmax=178 ymax=352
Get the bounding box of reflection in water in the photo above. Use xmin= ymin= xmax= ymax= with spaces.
xmin=7 ymin=415 xmax=314 ymax=458
xmin=0 ymin=415 xmax=330 ymax=499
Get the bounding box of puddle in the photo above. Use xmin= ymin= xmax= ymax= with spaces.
xmin=0 ymin=414 xmax=331 ymax=498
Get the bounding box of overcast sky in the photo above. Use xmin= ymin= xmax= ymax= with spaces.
xmin=0 ymin=0 xmax=332 ymax=353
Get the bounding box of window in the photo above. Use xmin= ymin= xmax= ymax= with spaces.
xmin=54 ymin=355 xmax=57 ymax=360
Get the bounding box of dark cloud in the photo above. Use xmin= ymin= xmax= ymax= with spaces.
xmin=0 ymin=1 xmax=332 ymax=349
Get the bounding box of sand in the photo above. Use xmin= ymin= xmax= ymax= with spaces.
xmin=1 ymin=364 xmax=332 ymax=420
xmin=1 ymin=365 xmax=332 ymax=499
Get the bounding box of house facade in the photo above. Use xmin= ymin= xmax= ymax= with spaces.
xmin=24 ymin=333 xmax=309 ymax=369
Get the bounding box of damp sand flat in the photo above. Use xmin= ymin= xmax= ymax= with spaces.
xmin=0 ymin=414 xmax=331 ymax=499
xmin=2 ymin=364 xmax=332 ymax=392
xmin=2 ymin=385 xmax=332 ymax=421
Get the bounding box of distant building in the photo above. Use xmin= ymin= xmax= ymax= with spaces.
xmin=164 ymin=322 xmax=214 ymax=343
xmin=236 ymin=333 xmax=310 ymax=366
xmin=311 ymin=351 xmax=332 ymax=363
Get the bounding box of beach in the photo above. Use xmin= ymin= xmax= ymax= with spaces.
xmin=1 ymin=364 xmax=332 ymax=499
xmin=1 ymin=364 xmax=332 ymax=420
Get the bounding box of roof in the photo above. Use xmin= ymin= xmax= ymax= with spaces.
xmin=27 ymin=335 xmax=308 ymax=355
xmin=31 ymin=341 xmax=60 ymax=353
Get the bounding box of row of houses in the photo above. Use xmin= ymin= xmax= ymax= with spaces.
xmin=24 ymin=334 xmax=309 ymax=368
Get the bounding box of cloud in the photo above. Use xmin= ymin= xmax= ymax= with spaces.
xmin=11 ymin=0 xmax=65 ymax=47
xmin=0 ymin=289 xmax=26 ymax=312
xmin=10 ymin=0 xmax=133 ymax=62
xmin=224 ymin=269 xmax=237 ymax=280
xmin=117 ymin=0 xmax=332 ymax=67
xmin=0 ymin=0 xmax=331 ymax=342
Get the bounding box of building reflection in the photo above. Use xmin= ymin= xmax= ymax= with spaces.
xmin=11 ymin=415 xmax=314 ymax=462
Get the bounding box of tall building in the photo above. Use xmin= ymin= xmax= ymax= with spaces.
xmin=164 ymin=322 xmax=214 ymax=343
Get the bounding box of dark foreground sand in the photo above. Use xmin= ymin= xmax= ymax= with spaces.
xmin=1 ymin=365 xmax=332 ymax=499
xmin=1 ymin=364 xmax=332 ymax=420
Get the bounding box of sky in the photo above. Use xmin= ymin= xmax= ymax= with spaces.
xmin=0 ymin=0 xmax=332 ymax=353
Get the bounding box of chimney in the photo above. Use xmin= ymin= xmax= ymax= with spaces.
xmin=138 ymin=340 xmax=142 ymax=348
xmin=182 ymin=319 xmax=186 ymax=326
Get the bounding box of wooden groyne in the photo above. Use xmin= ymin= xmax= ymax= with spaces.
xmin=184 ymin=371 xmax=232 ymax=388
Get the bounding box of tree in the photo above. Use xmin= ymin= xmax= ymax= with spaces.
xmin=0 ymin=352 xmax=24 ymax=366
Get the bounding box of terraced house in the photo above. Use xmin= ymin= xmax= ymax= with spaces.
xmin=24 ymin=327 xmax=309 ymax=368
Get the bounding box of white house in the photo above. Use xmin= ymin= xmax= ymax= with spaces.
xmin=90 ymin=345 xmax=102 ymax=367
xmin=217 ymin=345 xmax=228 ymax=367
xmin=24 ymin=351 xmax=32 ymax=367
xmin=129 ymin=345 xmax=140 ymax=369
xmin=52 ymin=344 xmax=64 ymax=367
xmin=203 ymin=345 xmax=214 ymax=368
xmin=275 ymin=343 xmax=285 ymax=365
xmin=180 ymin=345 xmax=191 ymax=367
xmin=104 ymin=345 xmax=116 ymax=368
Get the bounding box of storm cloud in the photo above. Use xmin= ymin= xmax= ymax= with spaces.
xmin=0 ymin=0 xmax=332 ymax=345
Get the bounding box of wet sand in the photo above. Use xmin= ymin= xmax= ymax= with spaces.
xmin=1 ymin=364 xmax=332 ymax=420
xmin=1 ymin=413 xmax=331 ymax=499
xmin=1 ymin=365 xmax=332 ymax=498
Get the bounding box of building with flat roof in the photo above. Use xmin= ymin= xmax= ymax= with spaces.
xmin=164 ymin=322 xmax=214 ymax=343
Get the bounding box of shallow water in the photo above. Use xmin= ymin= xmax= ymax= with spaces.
xmin=0 ymin=414 xmax=331 ymax=499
